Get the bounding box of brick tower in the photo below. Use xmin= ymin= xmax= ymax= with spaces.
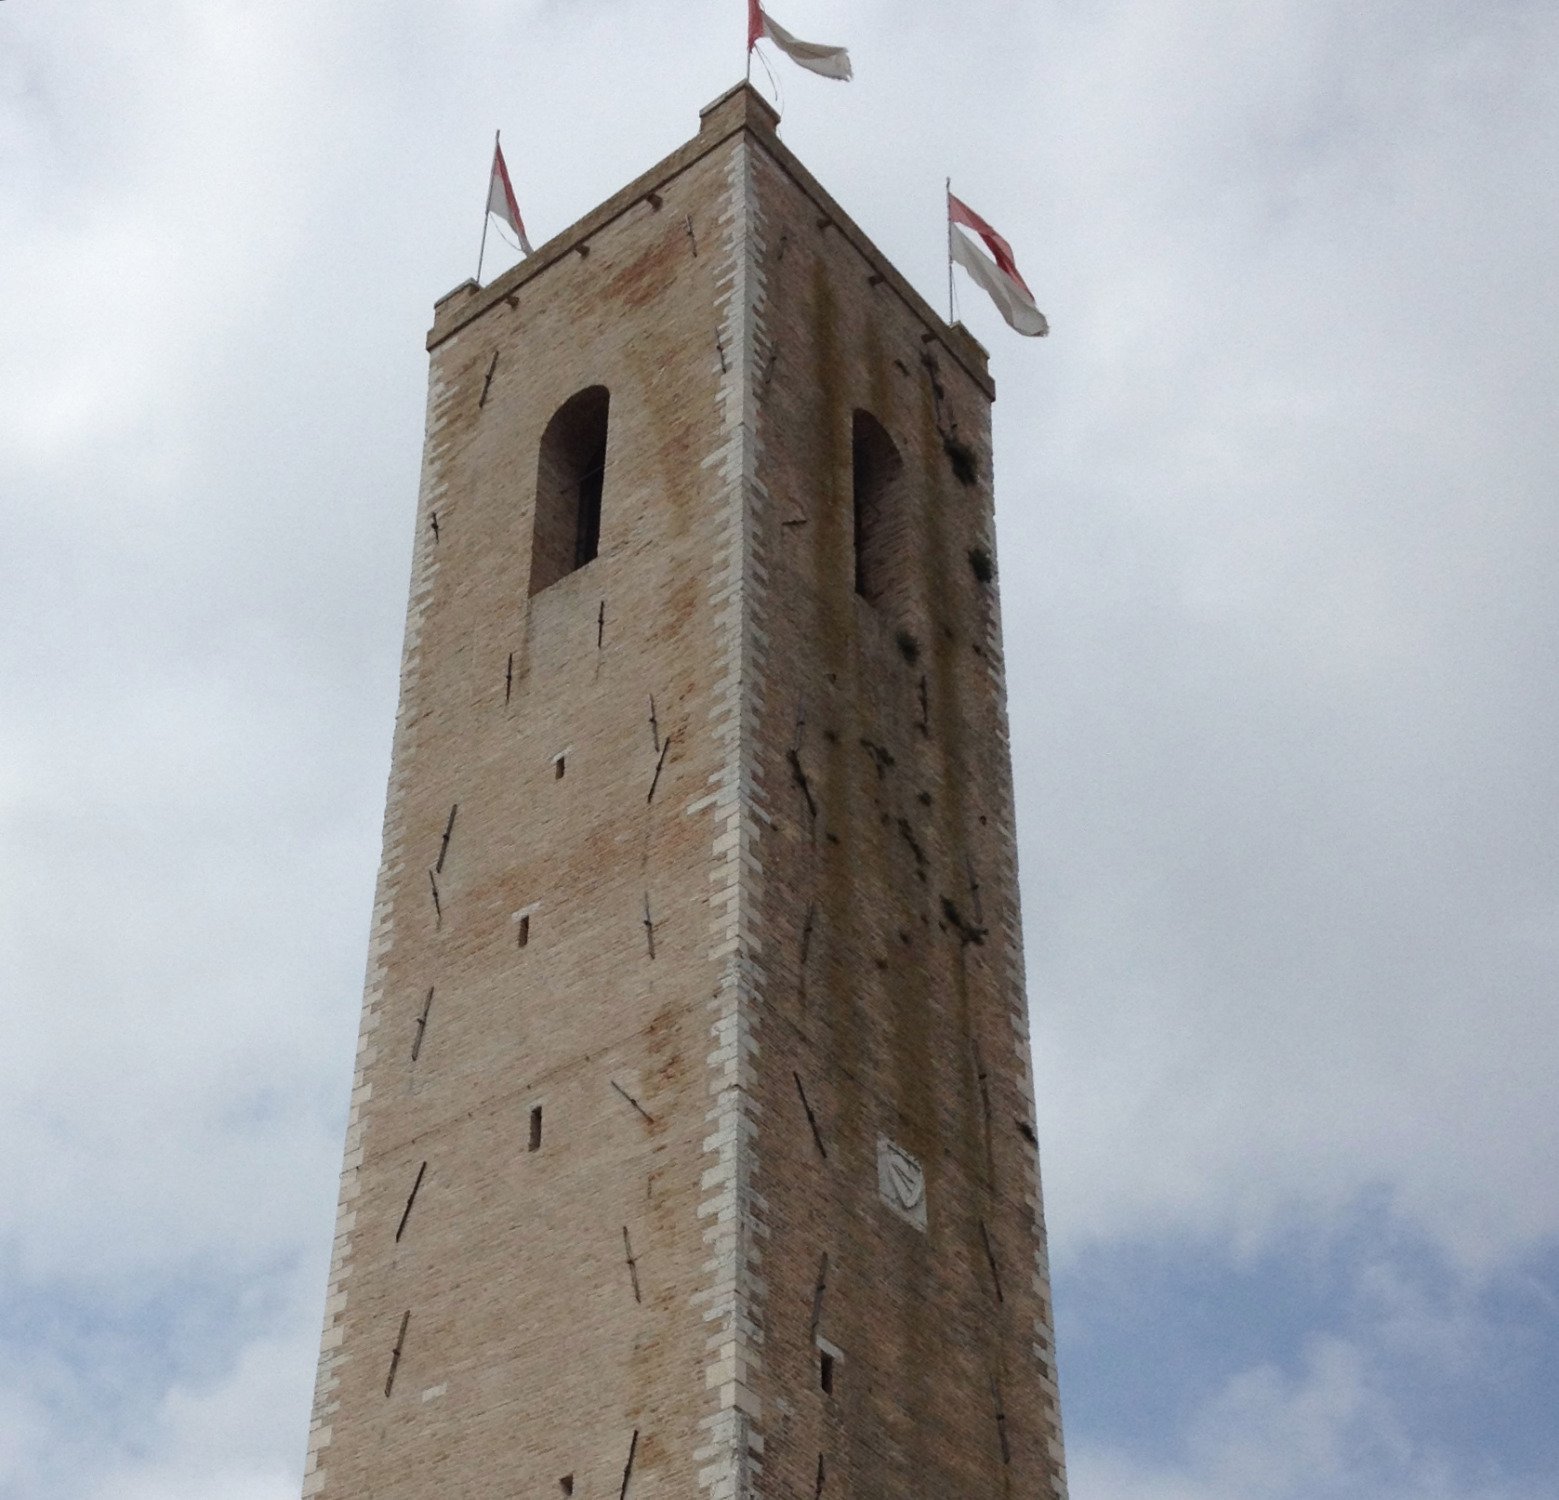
xmin=301 ymin=85 xmax=1066 ymax=1499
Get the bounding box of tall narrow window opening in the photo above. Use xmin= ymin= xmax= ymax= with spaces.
xmin=575 ymin=456 xmax=603 ymax=568
xmin=530 ymin=386 xmax=610 ymax=595
xmin=851 ymin=410 xmax=906 ymax=615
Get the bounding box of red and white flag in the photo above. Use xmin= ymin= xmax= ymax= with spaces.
xmin=948 ymin=192 xmax=1047 ymax=337
xmin=486 ymin=136 xmax=533 ymax=255
xmin=748 ymin=0 xmax=852 ymax=80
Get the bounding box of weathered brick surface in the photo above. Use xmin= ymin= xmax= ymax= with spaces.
xmin=302 ymin=84 xmax=1065 ymax=1499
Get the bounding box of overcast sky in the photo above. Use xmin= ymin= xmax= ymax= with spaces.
xmin=3 ymin=2 xmax=1557 ymax=1497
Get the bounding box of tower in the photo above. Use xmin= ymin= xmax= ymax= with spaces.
xmin=301 ymin=85 xmax=1066 ymax=1499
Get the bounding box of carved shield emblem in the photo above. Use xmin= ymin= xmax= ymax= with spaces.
xmin=876 ymin=1136 xmax=928 ymax=1231
xmin=885 ymin=1150 xmax=924 ymax=1208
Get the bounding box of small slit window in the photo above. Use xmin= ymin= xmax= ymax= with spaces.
xmin=529 ymin=1105 xmax=543 ymax=1152
xmin=851 ymin=410 xmax=906 ymax=616
xmin=819 ymin=1348 xmax=835 ymax=1394
xmin=530 ymin=386 xmax=610 ymax=595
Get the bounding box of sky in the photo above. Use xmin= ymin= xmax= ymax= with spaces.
xmin=1 ymin=1 xmax=1556 ymax=1496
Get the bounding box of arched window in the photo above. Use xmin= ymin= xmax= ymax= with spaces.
xmin=852 ymin=409 xmax=905 ymax=610
xmin=529 ymin=386 xmax=610 ymax=596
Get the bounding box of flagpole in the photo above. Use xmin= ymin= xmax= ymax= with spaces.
xmin=946 ymin=178 xmax=955 ymax=324
xmin=477 ymin=130 xmax=498 ymax=286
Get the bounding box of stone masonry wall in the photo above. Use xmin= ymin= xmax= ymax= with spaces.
xmin=300 ymin=85 xmax=1064 ymax=1500
xmin=738 ymin=136 xmax=1067 ymax=1500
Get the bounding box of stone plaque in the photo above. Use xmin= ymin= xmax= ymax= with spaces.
xmin=876 ymin=1135 xmax=927 ymax=1231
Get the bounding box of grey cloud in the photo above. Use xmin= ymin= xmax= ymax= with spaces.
xmin=1 ymin=0 xmax=1555 ymax=1494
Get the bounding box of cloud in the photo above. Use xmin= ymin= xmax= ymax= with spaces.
xmin=84 ymin=1320 xmax=315 ymax=1500
xmin=1072 ymin=1326 xmax=1548 ymax=1500
xmin=1 ymin=0 xmax=1555 ymax=1495
xmin=1012 ymin=0 xmax=1559 ymax=1272
xmin=1072 ymin=1297 xmax=1546 ymax=1496
xmin=0 ymin=1292 xmax=316 ymax=1500
xmin=1061 ymin=1216 xmax=1559 ymax=1496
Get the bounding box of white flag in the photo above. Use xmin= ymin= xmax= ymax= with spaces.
xmin=748 ymin=0 xmax=852 ymax=81
xmin=948 ymin=194 xmax=1047 ymax=337
xmin=487 ymin=136 xmax=533 ymax=256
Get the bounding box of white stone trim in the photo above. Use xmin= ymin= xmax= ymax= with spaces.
xmin=300 ymin=363 xmax=453 ymax=1499
xmin=974 ymin=465 xmax=1069 ymax=1499
xmin=692 ymin=134 xmax=772 ymax=1500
